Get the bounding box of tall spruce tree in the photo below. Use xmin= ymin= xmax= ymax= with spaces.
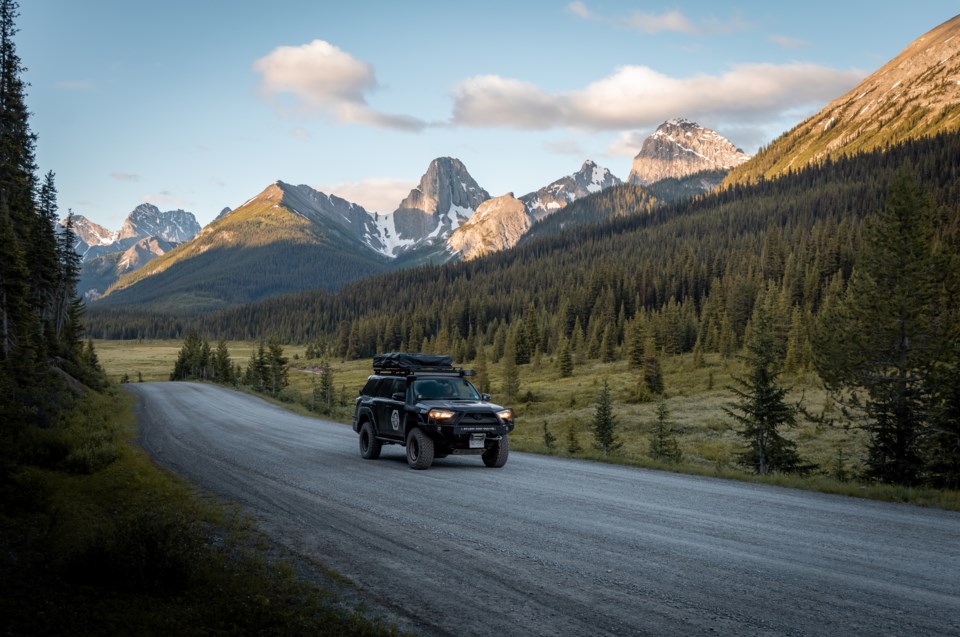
xmin=814 ymin=173 xmax=948 ymax=485
xmin=726 ymin=302 xmax=803 ymax=475
xmin=649 ymin=399 xmax=682 ymax=463
xmin=591 ymin=379 xmax=622 ymax=456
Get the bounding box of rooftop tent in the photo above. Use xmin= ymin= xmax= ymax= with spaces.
xmin=373 ymin=352 xmax=454 ymax=372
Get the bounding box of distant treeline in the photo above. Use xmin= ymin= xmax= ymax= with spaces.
xmin=87 ymin=131 xmax=960 ymax=364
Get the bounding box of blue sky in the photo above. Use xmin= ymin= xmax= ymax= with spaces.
xmin=19 ymin=1 xmax=960 ymax=229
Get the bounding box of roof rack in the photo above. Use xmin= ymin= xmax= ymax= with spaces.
xmin=372 ymin=352 xmax=474 ymax=376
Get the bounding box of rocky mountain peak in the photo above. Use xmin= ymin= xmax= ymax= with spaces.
xmin=726 ymin=14 xmax=960 ymax=185
xmin=63 ymin=214 xmax=116 ymax=250
xmin=118 ymin=204 xmax=201 ymax=244
xmin=447 ymin=193 xmax=533 ymax=261
xmin=628 ymin=120 xmax=750 ymax=186
xmin=386 ymin=157 xmax=490 ymax=251
xmin=521 ymin=160 xmax=622 ymax=220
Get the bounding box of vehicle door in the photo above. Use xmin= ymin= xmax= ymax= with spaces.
xmin=374 ymin=377 xmax=406 ymax=440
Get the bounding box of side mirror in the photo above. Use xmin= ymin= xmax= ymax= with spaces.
xmin=481 ymin=393 xmax=491 ymax=401
xmin=392 ymin=392 xmax=405 ymax=401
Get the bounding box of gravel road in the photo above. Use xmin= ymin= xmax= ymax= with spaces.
xmin=129 ymin=382 xmax=960 ymax=636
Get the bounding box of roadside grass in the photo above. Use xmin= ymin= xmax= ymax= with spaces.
xmin=94 ymin=340 xmax=960 ymax=511
xmin=0 ymin=385 xmax=401 ymax=636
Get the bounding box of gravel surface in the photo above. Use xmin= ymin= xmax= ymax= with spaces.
xmin=129 ymin=382 xmax=960 ymax=636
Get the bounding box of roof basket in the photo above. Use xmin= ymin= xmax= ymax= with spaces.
xmin=373 ymin=352 xmax=456 ymax=375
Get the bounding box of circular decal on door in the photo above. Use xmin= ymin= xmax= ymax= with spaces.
xmin=391 ymin=410 xmax=400 ymax=431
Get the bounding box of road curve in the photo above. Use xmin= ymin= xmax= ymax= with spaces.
xmin=129 ymin=382 xmax=960 ymax=636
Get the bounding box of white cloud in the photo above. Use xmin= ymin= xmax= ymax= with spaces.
xmin=292 ymin=126 xmax=310 ymax=141
xmin=568 ymin=3 xmax=748 ymax=35
xmin=452 ymin=63 xmax=864 ymax=132
xmin=111 ymin=171 xmax=140 ymax=182
xmin=253 ymin=39 xmax=425 ymax=132
xmin=606 ymin=130 xmax=650 ymax=157
xmin=316 ymin=178 xmax=416 ymax=214
xmin=452 ymin=75 xmax=564 ymax=129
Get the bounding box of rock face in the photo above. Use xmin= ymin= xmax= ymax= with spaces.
xmin=116 ymin=236 xmax=175 ymax=273
xmin=67 ymin=215 xmax=117 ymax=254
xmin=447 ymin=193 xmax=533 ymax=261
xmin=388 ymin=157 xmax=490 ymax=250
xmin=521 ymin=160 xmax=622 ymax=221
xmin=270 ymin=181 xmax=387 ymax=254
xmin=727 ymin=15 xmax=960 ymax=185
xmin=628 ymin=119 xmax=750 ymax=186
xmin=117 ymin=204 xmax=201 ymax=244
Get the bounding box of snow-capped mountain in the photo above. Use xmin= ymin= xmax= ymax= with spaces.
xmin=62 ymin=204 xmax=201 ymax=262
xmin=117 ymin=204 xmax=201 ymax=244
xmin=628 ymin=119 xmax=750 ymax=186
xmin=66 ymin=215 xmax=117 ymax=254
xmin=520 ymin=160 xmax=622 ymax=221
xmin=378 ymin=157 xmax=490 ymax=256
xmin=263 ymin=181 xmax=387 ymax=254
xmin=63 ymin=204 xmax=201 ymax=299
xmin=447 ymin=193 xmax=534 ymax=261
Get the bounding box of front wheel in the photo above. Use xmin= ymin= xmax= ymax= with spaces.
xmin=359 ymin=422 xmax=382 ymax=460
xmin=406 ymin=428 xmax=434 ymax=470
xmin=482 ymin=435 xmax=509 ymax=468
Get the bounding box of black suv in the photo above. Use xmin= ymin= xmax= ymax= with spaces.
xmin=353 ymin=352 xmax=515 ymax=469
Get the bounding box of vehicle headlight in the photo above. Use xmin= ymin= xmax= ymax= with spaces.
xmin=428 ymin=408 xmax=455 ymax=421
xmin=496 ymin=409 xmax=513 ymax=421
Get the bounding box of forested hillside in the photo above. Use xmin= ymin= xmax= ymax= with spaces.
xmin=87 ymin=132 xmax=960 ymax=363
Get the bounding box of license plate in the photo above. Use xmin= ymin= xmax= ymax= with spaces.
xmin=469 ymin=434 xmax=486 ymax=449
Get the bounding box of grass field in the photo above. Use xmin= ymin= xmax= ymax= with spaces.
xmin=96 ymin=339 xmax=960 ymax=510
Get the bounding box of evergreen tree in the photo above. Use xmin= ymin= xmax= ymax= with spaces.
xmin=245 ymin=341 xmax=268 ymax=391
xmin=501 ymin=336 xmax=520 ymax=402
xmin=814 ymin=173 xmax=948 ymax=484
xmin=542 ymin=421 xmax=557 ymax=453
xmin=212 ymin=339 xmax=233 ymax=383
xmin=266 ymin=338 xmax=288 ymax=397
xmin=565 ymin=424 xmax=582 ymax=454
xmin=171 ymin=331 xmax=209 ymax=380
xmin=642 ymin=335 xmax=664 ymax=395
xmin=726 ymin=303 xmax=803 ymax=475
xmin=315 ymin=360 xmax=335 ymax=414
xmin=557 ymin=337 xmax=573 ymax=378
xmin=473 ymin=345 xmax=490 ymax=394
xmin=591 ymin=379 xmax=622 ymax=456
xmin=649 ymin=399 xmax=682 ymax=463
xmin=53 ymin=210 xmax=83 ymax=353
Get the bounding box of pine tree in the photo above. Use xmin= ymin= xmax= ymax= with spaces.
xmin=814 ymin=173 xmax=948 ymax=485
xmin=542 ymin=421 xmax=557 ymax=453
xmin=557 ymin=337 xmax=573 ymax=378
xmin=501 ymin=336 xmax=520 ymax=402
xmin=474 ymin=345 xmax=490 ymax=394
xmin=313 ymin=360 xmax=335 ymax=414
xmin=565 ymin=424 xmax=582 ymax=454
xmin=212 ymin=339 xmax=233 ymax=383
xmin=266 ymin=338 xmax=288 ymax=397
xmin=171 ymin=331 xmax=209 ymax=380
xmin=649 ymin=399 xmax=682 ymax=463
xmin=726 ymin=302 xmax=803 ymax=475
xmin=591 ymin=379 xmax=622 ymax=456
xmin=642 ymin=335 xmax=664 ymax=395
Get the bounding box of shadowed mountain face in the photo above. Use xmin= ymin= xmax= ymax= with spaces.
xmin=390 ymin=157 xmax=490 ymax=245
xmin=726 ymin=15 xmax=960 ymax=185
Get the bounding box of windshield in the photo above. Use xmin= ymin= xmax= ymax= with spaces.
xmin=412 ymin=377 xmax=481 ymax=401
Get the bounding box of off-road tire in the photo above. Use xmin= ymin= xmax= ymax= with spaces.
xmin=406 ymin=428 xmax=434 ymax=470
xmin=359 ymin=422 xmax=382 ymax=460
xmin=482 ymin=435 xmax=509 ymax=468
